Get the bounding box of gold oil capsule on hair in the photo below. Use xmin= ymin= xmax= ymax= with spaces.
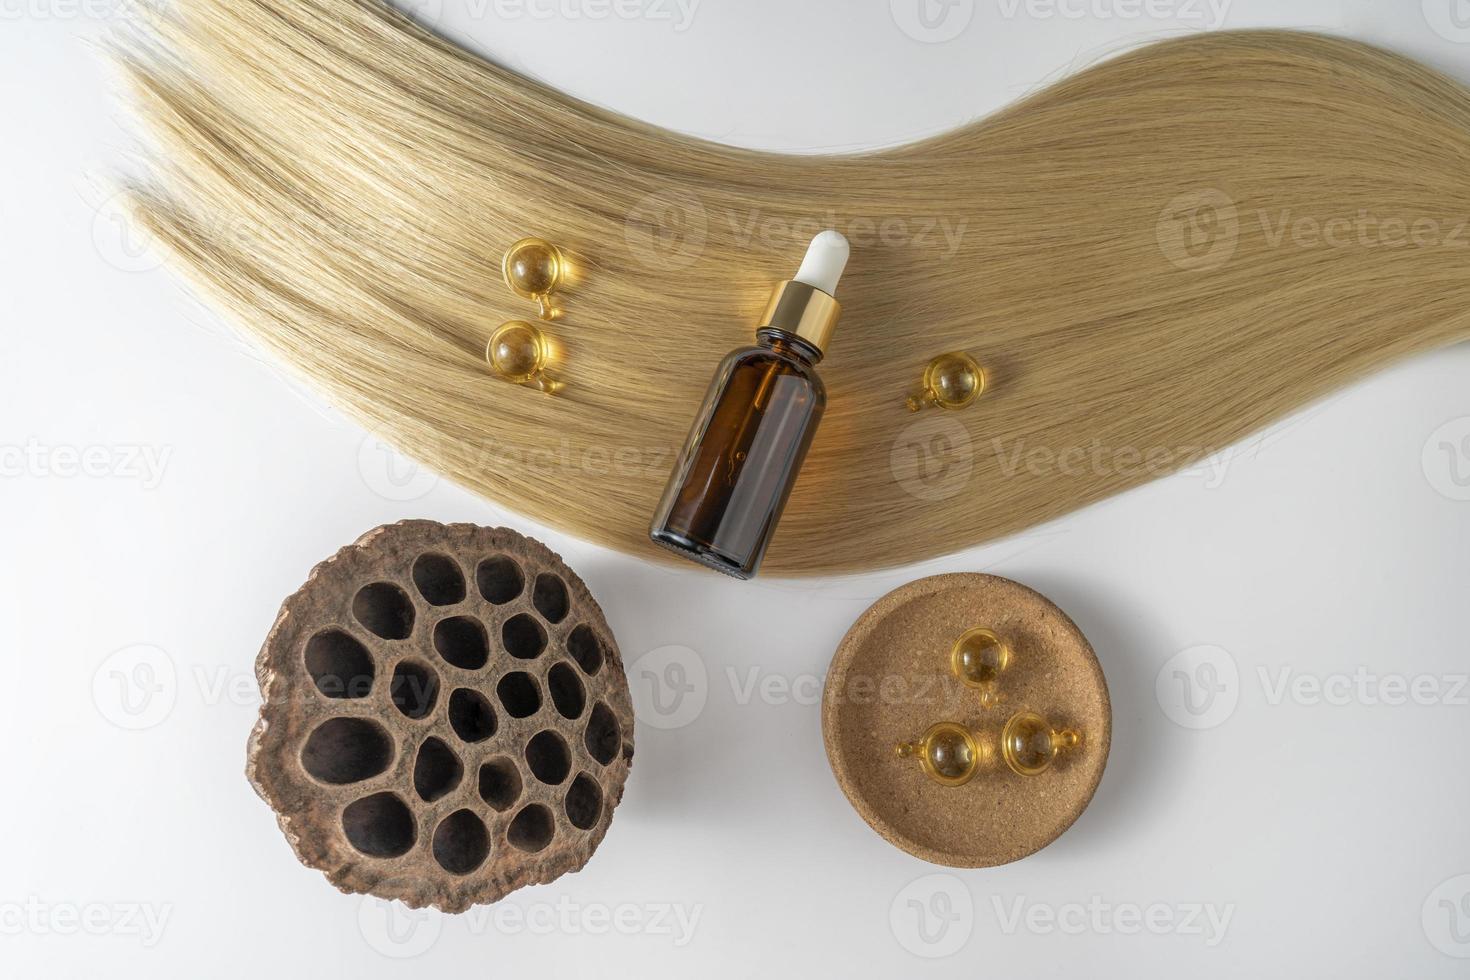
xmin=650 ymin=231 xmax=850 ymax=579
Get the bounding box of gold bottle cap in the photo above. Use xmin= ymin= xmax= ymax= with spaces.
xmin=759 ymin=279 xmax=842 ymax=352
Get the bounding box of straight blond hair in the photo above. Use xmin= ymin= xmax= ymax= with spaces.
xmin=117 ymin=2 xmax=1470 ymax=574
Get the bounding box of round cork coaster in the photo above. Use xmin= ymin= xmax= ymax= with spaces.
xmin=822 ymin=573 xmax=1110 ymax=867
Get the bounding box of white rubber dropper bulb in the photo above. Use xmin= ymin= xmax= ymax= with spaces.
xmin=792 ymin=230 xmax=851 ymax=297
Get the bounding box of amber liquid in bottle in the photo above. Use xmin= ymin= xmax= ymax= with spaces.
xmin=650 ymin=328 xmax=827 ymax=579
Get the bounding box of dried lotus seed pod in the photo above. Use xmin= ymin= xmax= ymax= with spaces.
xmin=246 ymin=520 xmax=633 ymax=912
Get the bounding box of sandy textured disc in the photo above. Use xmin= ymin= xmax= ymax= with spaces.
xmin=247 ymin=520 xmax=634 ymax=912
xmin=822 ymin=573 xmax=1109 ymax=867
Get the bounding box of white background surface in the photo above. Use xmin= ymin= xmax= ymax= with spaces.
xmin=3 ymin=0 xmax=1470 ymax=976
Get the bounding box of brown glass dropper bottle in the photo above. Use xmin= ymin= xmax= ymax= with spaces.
xmin=649 ymin=231 xmax=850 ymax=579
